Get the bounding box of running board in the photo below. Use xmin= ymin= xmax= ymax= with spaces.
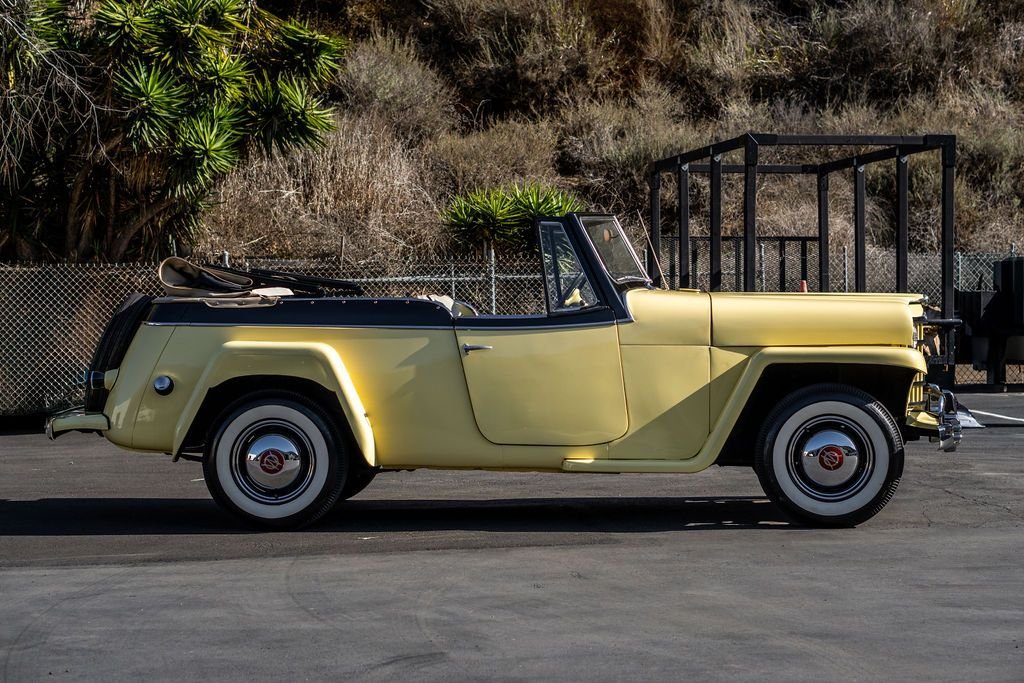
xmin=562 ymin=458 xmax=709 ymax=474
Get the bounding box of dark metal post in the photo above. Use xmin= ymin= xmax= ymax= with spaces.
xmin=734 ymin=240 xmax=742 ymax=291
xmin=817 ymin=173 xmax=830 ymax=292
xmin=743 ymin=137 xmax=758 ymax=291
xmin=896 ymin=149 xmax=909 ymax=291
xmin=692 ymin=241 xmax=700 ymax=290
xmin=648 ymin=171 xmax=661 ymax=286
xmin=778 ymin=240 xmax=786 ymax=290
xmin=678 ymin=164 xmax=690 ymax=288
xmin=710 ymin=154 xmax=722 ymax=291
xmin=854 ymin=165 xmax=866 ymax=292
xmin=941 ymin=142 xmax=955 ymax=319
xmin=668 ymin=242 xmax=676 ymax=287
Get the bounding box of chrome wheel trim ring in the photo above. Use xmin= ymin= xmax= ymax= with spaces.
xmin=229 ymin=419 xmax=317 ymax=506
xmin=786 ymin=416 xmax=873 ymax=502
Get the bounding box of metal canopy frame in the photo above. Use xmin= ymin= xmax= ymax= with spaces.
xmin=647 ymin=133 xmax=957 ymax=319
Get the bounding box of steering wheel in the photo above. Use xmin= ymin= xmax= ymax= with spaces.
xmin=558 ymin=272 xmax=588 ymax=308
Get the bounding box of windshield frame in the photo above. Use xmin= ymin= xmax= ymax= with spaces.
xmin=573 ymin=214 xmax=652 ymax=287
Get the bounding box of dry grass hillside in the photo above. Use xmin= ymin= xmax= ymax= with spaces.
xmin=201 ymin=0 xmax=1024 ymax=263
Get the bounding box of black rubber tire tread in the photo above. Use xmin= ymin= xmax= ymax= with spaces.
xmin=754 ymin=383 xmax=904 ymax=528
xmin=203 ymin=390 xmax=349 ymax=530
xmin=338 ymin=467 xmax=377 ymax=501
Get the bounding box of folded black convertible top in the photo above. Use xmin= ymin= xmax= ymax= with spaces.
xmin=157 ymin=257 xmax=363 ymax=298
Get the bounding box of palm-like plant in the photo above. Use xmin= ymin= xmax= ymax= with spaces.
xmin=1 ymin=0 xmax=346 ymax=261
xmin=507 ymin=183 xmax=584 ymax=226
xmin=443 ymin=188 xmax=518 ymax=255
xmin=442 ymin=183 xmax=584 ymax=255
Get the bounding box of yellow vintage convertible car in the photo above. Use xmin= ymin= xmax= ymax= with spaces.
xmin=47 ymin=214 xmax=961 ymax=528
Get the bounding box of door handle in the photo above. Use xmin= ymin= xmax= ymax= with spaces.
xmin=462 ymin=344 xmax=493 ymax=354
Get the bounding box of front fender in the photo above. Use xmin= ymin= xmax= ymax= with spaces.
xmin=704 ymin=345 xmax=926 ymax=462
xmin=172 ymin=341 xmax=375 ymax=466
xmin=564 ymin=345 xmax=926 ymax=474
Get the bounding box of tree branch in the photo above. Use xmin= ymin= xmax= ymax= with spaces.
xmin=110 ymin=196 xmax=175 ymax=261
xmin=64 ymin=134 xmax=123 ymax=259
xmin=64 ymin=161 xmax=91 ymax=257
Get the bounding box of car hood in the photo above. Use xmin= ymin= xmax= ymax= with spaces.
xmin=708 ymin=291 xmax=923 ymax=347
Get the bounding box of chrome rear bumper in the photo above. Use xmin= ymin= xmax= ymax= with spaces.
xmin=45 ymin=410 xmax=110 ymax=440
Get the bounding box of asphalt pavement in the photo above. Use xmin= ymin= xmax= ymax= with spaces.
xmin=0 ymin=393 xmax=1021 ymax=681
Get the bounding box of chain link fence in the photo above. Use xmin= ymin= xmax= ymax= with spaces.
xmin=2 ymin=246 xmax=1019 ymax=416
xmin=654 ymin=236 xmax=994 ymax=299
xmin=0 ymin=263 xmax=159 ymax=416
xmin=0 ymin=256 xmax=543 ymax=416
xmin=244 ymin=257 xmax=545 ymax=318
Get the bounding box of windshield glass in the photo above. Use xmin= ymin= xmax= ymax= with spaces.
xmin=579 ymin=216 xmax=650 ymax=284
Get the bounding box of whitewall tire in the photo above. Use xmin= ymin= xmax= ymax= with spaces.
xmin=204 ymin=393 xmax=347 ymax=529
xmin=754 ymin=384 xmax=904 ymax=527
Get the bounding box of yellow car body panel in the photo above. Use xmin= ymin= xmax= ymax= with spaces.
xmin=709 ymin=346 xmax=756 ymax=430
xmin=619 ymin=289 xmax=711 ymax=346
xmin=565 ymin=345 xmax=928 ymax=473
xmin=606 ymin=289 xmax=712 ymax=459
xmin=455 ymin=322 xmax=628 ymax=445
xmin=101 ymin=325 xmax=176 ymax=449
xmin=162 ymin=341 xmax=375 ymax=465
xmin=90 ymin=290 xmax=930 ymax=473
xmin=608 ymin=345 xmax=710 ymax=459
xmin=127 ymin=324 xmax=501 ymax=468
xmin=711 ymin=292 xmax=923 ymax=347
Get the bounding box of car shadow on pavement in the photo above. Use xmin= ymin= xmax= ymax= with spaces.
xmin=331 ymin=496 xmax=796 ymax=532
xmin=0 ymin=495 xmax=798 ymax=535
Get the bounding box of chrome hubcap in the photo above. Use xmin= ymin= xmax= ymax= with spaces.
xmin=230 ymin=420 xmax=316 ymax=505
xmin=245 ymin=434 xmax=303 ymax=489
xmin=800 ymin=430 xmax=860 ymax=488
xmin=787 ymin=417 xmax=873 ymax=501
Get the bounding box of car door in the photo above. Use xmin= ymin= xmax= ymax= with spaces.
xmin=455 ymin=219 xmax=628 ymax=446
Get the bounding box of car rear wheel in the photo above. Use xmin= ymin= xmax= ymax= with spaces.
xmin=204 ymin=393 xmax=347 ymax=529
xmin=754 ymin=384 xmax=904 ymax=527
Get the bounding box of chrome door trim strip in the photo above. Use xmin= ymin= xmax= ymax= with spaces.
xmin=455 ymin=319 xmax=622 ymax=331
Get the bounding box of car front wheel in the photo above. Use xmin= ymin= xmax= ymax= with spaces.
xmin=204 ymin=393 xmax=347 ymax=529
xmin=754 ymin=384 xmax=904 ymax=527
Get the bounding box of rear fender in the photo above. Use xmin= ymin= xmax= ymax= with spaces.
xmin=173 ymin=341 xmax=375 ymax=466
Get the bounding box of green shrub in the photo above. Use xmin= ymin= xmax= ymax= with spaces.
xmin=442 ymin=183 xmax=583 ymax=254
